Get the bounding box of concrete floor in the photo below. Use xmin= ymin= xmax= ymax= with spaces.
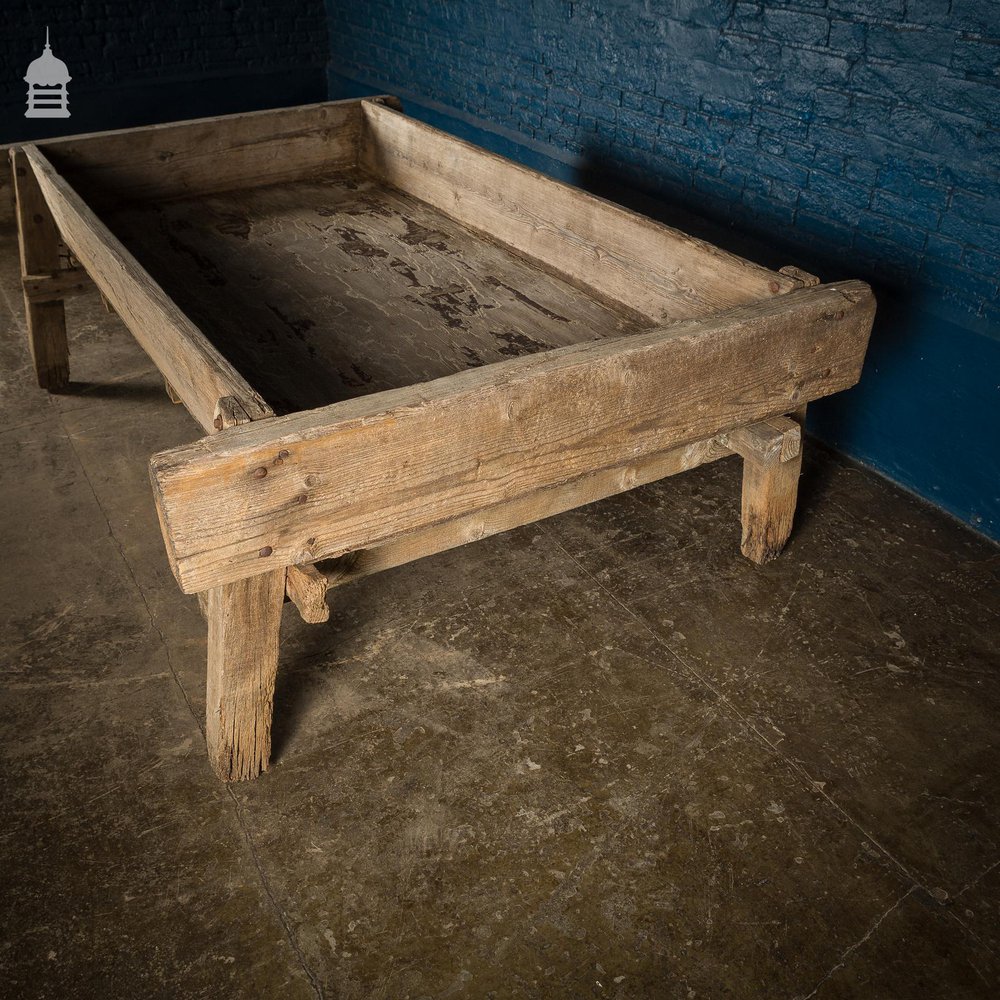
xmin=1 ymin=221 xmax=998 ymax=1000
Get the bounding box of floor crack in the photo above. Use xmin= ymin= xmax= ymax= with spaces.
xmin=542 ymin=525 xmax=928 ymax=893
xmin=60 ymin=417 xmax=323 ymax=998
xmin=226 ymin=786 xmax=326 ymax=1000
xmin=797 ymin=887 xmax=914 ymax=999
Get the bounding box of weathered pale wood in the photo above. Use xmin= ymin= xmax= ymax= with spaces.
xmin=11 ymin=149 xmax=69 ymax=391
xmin=360 ymin=98 xmax=799 ymax=322
xmin=724 ymin=415 xmax=801 ymax=465
xmin=150 ymin=281 xmax=875 ymax=594
xmin=213 ymin=395 xmax=256 ymax=431
xmin=779 ymin=265 xmax=821 ymax=287
xmin=164 ymin=378 xmax=182 ymax=404
xmin=285 ymin=564 xmax=330 ymax=623
xmin=38 ymin=99 xmax=367 ymax=208
xmin=205 ymin=569 xmax=285 ymax=781
xmin=740 ymin=442 xmax=803 ymax=565
xmin=202 ymin=379 xmax=284 ymax=780
xmin=21 ymin=267 xmax=91 ymax=303
xmin=22 ymin=145 xmax=272 ymax=433
xmin=319 ymin=435 xmax=732 ymax=590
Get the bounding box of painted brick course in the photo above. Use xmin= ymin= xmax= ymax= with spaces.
xmin=328 ymin=0 xmax=999 ymax=330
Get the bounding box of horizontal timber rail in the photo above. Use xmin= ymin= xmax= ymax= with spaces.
xmin=315 ymin=434 xmax=733 ymax=592
xmin=360 ymin=97 xmax=800 ymax=322
xmin=21 ymin=267 xmax=92 ymax=303
xmin=150 ymin=281 xmax=875 ymax=594
xmin=22 ymin=144 xmax=271 ymax=433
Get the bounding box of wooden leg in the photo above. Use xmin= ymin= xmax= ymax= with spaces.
xmin=205 ymin=570 xmax=285 ymax=781
xmin=740 ymin=449 xmax=802 ymax=564
xmin=731 ymin=414 xmax=804 ymax=565
xmin=11 ymin=149 xmax=69 ymax=391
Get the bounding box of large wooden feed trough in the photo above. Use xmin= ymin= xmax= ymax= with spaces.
xmin=10 ymin=97 xmax=875 ymax=780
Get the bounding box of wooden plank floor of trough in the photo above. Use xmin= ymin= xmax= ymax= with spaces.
xmin=103 ymin=171 xmax=653 ymax=414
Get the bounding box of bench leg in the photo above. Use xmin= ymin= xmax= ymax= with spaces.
xmin=11 ymin=149 xmax=69 ymax=392
xmin=740 ymin=448 xmax=802 ymax=564
xmin=205 ymin=570 xmax=285 ymax=781
xmin=736 ymin=414 xmax=804 ymax=565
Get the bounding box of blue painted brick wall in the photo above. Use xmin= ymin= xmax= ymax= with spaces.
xmin=2 ymin=1 xmax=329 ymax=143
xmin=328 ymin=0 xmax=1000 ymax=539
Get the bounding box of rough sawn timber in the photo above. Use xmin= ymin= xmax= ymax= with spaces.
xmin=360 ymin=98 xmax=799 ymax=321
xmin=22 ymin=144 xmax=271 ymax=434
xmin=315 ymin=434 xmax=733 ymax=591
xmin=205 ymin=569 xmax=285 ymax=781
xmin=150 ymin=280 xmax=875 ymax=594
xmin=11 ymin=148 xmax=69 ymax=390
xmin=36 ymin=98 xmax=365 ymax=208
xmin=202 ymin=375 xmax=286 ymax=782
xmin=285 ymin=563 xmax=330 ymax=623
xmin=102 ymin=172 xmax=650 ymax=416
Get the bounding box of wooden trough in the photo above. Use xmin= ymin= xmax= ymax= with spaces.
xmin=10 ymin=96 xmax=875 ymax=781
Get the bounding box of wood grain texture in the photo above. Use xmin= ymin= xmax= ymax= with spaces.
xmin=285 ymin=563 xmax=330 ymax=623
xmin=317 ymin=435 xmax=732 ymax=590
xmin=780 ymin=265 xmax=821 ymax=287
xmin=164 ymin=378 xmax=182 ymax=404
xmin=11 ymin=149 xmax=69 ymax=391
xmin=102 ymin=172 xmax=649 ymax=415
xmin=205 ymin=569 xmax=285 ymax=781
xmin=150 ymin=281 xmax=875 ymax=594
xmin=360 ymin=98 xmax=799 ymax=322
xmin=724 ymin=415 xmax=801 ymax=465
xmin=38 ymin=98 xmax=367 ymax=208
xmin=23 ymin=145 xmax=272 ymax=433
xmin=740 ymin=444 xmax=803 ymax=565
xmin=21 ymin=267 xmax=91 ymax=303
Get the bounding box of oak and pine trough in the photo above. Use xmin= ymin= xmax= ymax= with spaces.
xmin=10 ymin=96 xmax=875 ymax=780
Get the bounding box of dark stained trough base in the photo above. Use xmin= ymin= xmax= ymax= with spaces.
xmin=103 ymin=172 xmax=650 ymax=414
xmin=1 ymin=222 xmax=998 ymax=998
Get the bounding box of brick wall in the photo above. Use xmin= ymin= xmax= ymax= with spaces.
xmin=330 ymin=0 xmax=998 ymax=329
xmin=329 ymin=0 xmax=1000 ymax=538
xmin=2 ymin=0 xmax=329 ymax=142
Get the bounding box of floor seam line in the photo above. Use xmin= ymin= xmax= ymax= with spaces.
xmin=60 ymin=424 xmax=204 ymax=737
xmin=225 ymin=786 xmax=326 ymax=1000
xmin=796 ymin=887 xmax=915 ymax=1000
xmin=542 ymin=525 xmax=929 ymax=893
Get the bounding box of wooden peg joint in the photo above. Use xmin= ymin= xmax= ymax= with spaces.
xmin=285 ymin=564 xmax=330 ymax=623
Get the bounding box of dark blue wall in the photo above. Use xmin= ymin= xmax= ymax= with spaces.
xmin=1 ymin=1 xmax=328 ymax=144
xmin=328 ymin=0 xmax=1000 ymax=541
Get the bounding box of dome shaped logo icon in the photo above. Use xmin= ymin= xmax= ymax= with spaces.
xmin=25 ymin=28 xmax=71 ymax=118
